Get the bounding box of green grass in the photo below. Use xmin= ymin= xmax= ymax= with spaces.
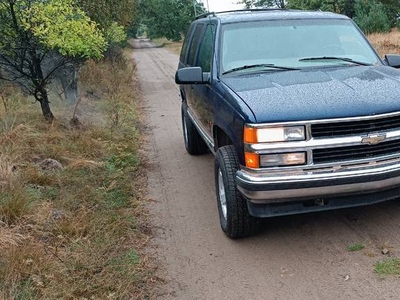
xmin=347 ymin=243 xmax=365 ymax=252
xmin=374 ymin=258 xmax=400 ymax=278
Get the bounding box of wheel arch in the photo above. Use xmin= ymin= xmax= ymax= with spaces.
xmin=213 ymin=125 xmax=245 ymax=165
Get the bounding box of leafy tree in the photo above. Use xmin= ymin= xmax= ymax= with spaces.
xmin=141 ymin=0 xmax=206 ymax=41
xmin=0 ymin=0 xmax=106 ymax=120
xmin=353 ymin=0 xmax=390 ymax=34
xmin=379 ymin=0 xmax=400 ymax=27
xmin=77 ymin=0 xmax=139 ymax=29
xmin=242 ymin=0 xmax=397 ymax=33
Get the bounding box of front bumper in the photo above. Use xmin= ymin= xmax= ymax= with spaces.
xmin=236 ymin=161 xmax=400 ymax=217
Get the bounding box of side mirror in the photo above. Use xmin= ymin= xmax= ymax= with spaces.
xmin=385 ymin=54 xmax=400 ymax=68
xmin=175 ymin=67 xmax=209 ymax=84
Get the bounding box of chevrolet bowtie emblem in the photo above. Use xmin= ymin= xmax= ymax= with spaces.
xmin=361 ymin=133 xmax=387 ymax=145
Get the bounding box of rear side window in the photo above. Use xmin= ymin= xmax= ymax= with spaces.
xmin=187 ymin=23 xmax=205 ymax=66
xmin=197 ymin=24 xmax=216 ymax=72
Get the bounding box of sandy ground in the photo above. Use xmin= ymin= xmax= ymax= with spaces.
xmin=132 ymin=39 xmax=400 ymax=300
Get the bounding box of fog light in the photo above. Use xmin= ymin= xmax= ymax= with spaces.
xmin=260 ymin=152 xmax=306 ymax=167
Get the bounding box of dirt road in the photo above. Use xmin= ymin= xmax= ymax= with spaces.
xmin=132 ymin=39 xmax=400 ymax=300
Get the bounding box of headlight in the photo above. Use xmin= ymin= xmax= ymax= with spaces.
xmin=244 ymin=125 xmax=305 ymax=143
xmin=260 ymin=152 xmax=306 ymax=167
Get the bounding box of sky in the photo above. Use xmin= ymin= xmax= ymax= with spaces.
xmin=204 ymin=0 xmax=245 ymax=12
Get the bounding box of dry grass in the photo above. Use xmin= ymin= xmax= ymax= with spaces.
xmin=0 ymin=52 xmax=158 ymax=299
xmin=152 ymin=38 xmax=182 ymax=55
xmin=368 ymin=28 xmax=400 ymax=57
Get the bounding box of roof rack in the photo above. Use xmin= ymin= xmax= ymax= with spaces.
xmin=195 ymin=8 xmax=287 ymax=20
xmin=195 ymin=12 xmax=216 ymax=20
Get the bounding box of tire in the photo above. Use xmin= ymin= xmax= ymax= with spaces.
xmin=215 ymin=145 xmax=258 ymax=239
xmin=181 ymin=105 xmax=208 ymax=155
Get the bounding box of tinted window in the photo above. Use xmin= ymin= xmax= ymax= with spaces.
xmin=197 ymin=24 xmax=216 ymax=72
xmin=187 ymin=23 xmax=205 ymax=66
xmin=180 ymin=23 xmax=196 ymax=63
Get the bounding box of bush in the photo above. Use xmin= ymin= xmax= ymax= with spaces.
xmin=353 ymin=0 xmax=391 ymax=34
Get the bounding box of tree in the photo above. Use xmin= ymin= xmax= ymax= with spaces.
xmin=353 ymin=0 xmax=390 ymax=34
xmin=241 ymin=0 xmax=397 ymax=32
xmin=78 ymin=0 xmax=139 ymax=29
xmin=0 ymin=0 xmax=106 ymax=120
xmin=141 ymin=0 xmax=206 ymax=41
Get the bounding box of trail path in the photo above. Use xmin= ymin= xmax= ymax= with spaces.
xmin=132 ymin=39 xmax=400 ymax=300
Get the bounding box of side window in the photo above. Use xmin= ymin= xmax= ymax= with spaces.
xmin=187 ymin=23 xmax=205 ymax=66
xmin=197 ymin=24 xmax=216 ymax=72
xmin=180 ymin=23 xmax=195 ymax=63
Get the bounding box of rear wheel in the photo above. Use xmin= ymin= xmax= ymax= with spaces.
xmin=215 ymin=145 xmax=258 ymax=239
xmin=181 ymin=105 xmax=208 ymax=155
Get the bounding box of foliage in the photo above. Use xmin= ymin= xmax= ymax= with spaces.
xmin=21 ymin=0 xmax=106 ymax=59
xmin=104 ymin=22 xmax=128 ymax=45
xmin=241 ymin=0 xmax=397 ymax=34
xmin=77 ymin=0 xmax=139 ymax=29
xmin=353 ymin=0 xmax=390 ymax=34
xmin=0 ymin=0 xmax=106 ymax=120
xmin=141 ymin=0 xmax=206 ymax=41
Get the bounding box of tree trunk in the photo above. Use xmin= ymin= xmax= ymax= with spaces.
xmin=38 ymin=90 xmax=54 ymax=121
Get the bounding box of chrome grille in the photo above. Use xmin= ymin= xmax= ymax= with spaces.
xmin=313 ymin=139 xmax=400 ymax=164
xmin=311 ymin=114 xmax=400 ymax=138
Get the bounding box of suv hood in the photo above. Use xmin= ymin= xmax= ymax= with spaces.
xmin=221 ymin=66 xmax=400 ymax=123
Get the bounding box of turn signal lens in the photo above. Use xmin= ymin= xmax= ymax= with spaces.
xmin=245 ymin=152 xmax=260 ymax=168
xmin=244 ymin=127 xmax=257 ymax=143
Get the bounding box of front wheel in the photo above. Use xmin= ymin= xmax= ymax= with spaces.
xmin=215 ymin=145 xmax=258 ymax=239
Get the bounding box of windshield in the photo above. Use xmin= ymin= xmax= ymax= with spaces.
xmin=220 ymin=19 xmax=380 ymax=74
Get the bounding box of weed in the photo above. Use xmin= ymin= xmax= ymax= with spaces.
xmin=105 ymin=152 xmax=138 ymax=172
xmin=347 ymin=243 xmax=365 ymax=252
xmin=374 ymin=258 xmax=400 ymax=278
xmin=0 ymin=186 xmax=36 ymax=225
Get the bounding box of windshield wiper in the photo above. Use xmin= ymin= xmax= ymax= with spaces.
xmin=299 ymin=56 xmax=372 ymax=66
xmin=222 ymin=64 xmax=300 ymax=75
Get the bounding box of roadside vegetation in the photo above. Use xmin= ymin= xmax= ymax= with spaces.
xmin=243 ymin=0 xmax=399 ymax=35
xmin=368 ymin=29 xmax=400 ymax=57
xmin=0 ymin=52 xmax=157 ymax=299
xmin=152 ymin=38 xmax=183 ymax=55
xmin=347 ymin=243 xmax=365 ymax=252
xmin=375 ymin=258 xmax=400 ymax=278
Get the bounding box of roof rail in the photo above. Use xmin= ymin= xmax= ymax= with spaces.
xmin=195 ymin=12 xmax=216 ymax=20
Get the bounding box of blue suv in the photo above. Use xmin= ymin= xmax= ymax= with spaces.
xmin=175 ymin=9 xmax=400 ymax=239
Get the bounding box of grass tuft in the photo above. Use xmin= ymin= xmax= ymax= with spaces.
xmin=374 ymin=258 xmax=400 ymax=278
xmin=347 ymin=243 xmax=365 ymax=252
